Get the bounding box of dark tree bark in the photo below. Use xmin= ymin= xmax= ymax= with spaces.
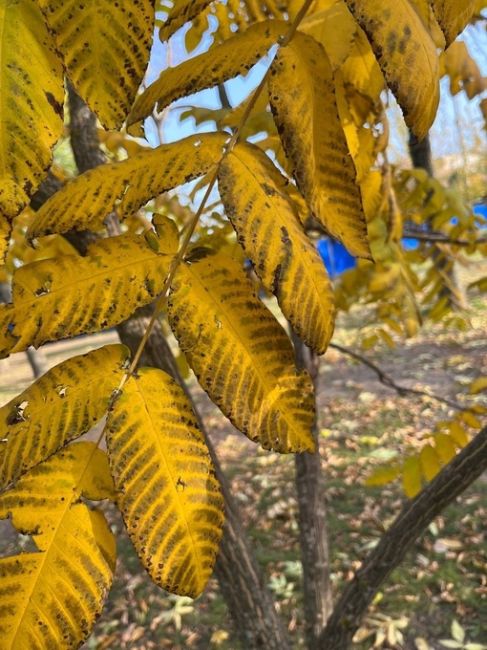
xmin=61 ymin=83 xmax=292 ymax=650
xmin=319 ymin=425 xmax=487 ymax=650
xmin=293 ymin=335 xmax=332 ymax=648
xmin=408 ymin=131 xmax=434 ymax=176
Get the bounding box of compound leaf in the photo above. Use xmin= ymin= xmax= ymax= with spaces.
xmin=0 ymin=344 xmax=129 ymax=490
xmin=106 ymin=367 xmax=224 ymax=597
xmin=268 ymin=31 xmax=369 ymax=258
xmin=0 ymin=442 xmax=116 ymax=649
xmin=168 ymin=251 xmax=316 ymax=453
xmin=218 ymin=142 xmax=335 ymax=353
xmin=38 ymin=0 xmax=154 ymax=129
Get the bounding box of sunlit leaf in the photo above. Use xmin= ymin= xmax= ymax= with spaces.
xmin=218 ymin=142 xmax=335 ymax=353
xmin=0 ymin=443 xmax=115 ymax=649
xmin=107 ymin=367 xmax=224 ymax=597
xmin=168 ymin=250 xmax=316 ymax=453
xmin=268 ymin=31 xmax=370 ymax=258
xmin=0 ymin=344 xmax=129 ymax=490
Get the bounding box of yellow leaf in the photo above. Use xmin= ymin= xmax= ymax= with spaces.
xmin=300 ymin=0 xmax=358 ymax=70
xmin=344 ymin=0 xmax=440 ymax=139
xmin=0 ymin=233 xmax=175 ymax=357
xmin=127 ymin=20 xmax=285 ymax=127
xmin=106 ymin=368 xmax=224 ymax=597
xmin=0 ymin=214 xmax=11 ymax=262
xmin=403 ymin=456 xmax=422 ymax=498
xmin=268 ymin=31 xmax=370 ymax=258
xmin=28 ymin=133 xmax=227 ymax=238
xmin=419 ymin=444 xmax=441 ymax=481
xmin=218 ymin=142 xmax=335 ymax=353
xmin=0 ymin=344 xmax=129 ymax=490
xmin=38 ymin=0 xmax=154 ymax=129
xmin=430 ymin=0 xmax=477 ymax=47
xmin=447 ymin=421 xmax=469 ymax=448
xmin=459 ymin=411 xmax=482 ymax=429
xmin=168 ymin=250 xmax=316 ymax=453
xmin=365 ymin=464 xmax=401 ymax=486
xmin=433 ymin=432 xmax=456 ymax=464
xmin=0 ymin=442 xmax=115 ymax=649
xmin=469 ymin=377 xmax=487 ymax=394
xmin=340 ymin=23 xmax=385 ymax=103
xmin=0 ymin=0 xmax=64 ymax=223
xmin=159 ymin=0 xmax=213 ymax=42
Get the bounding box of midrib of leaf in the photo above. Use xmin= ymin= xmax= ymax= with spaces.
xmin=134 ymin=381 xmax=206 ymax=585
xmin=185 ymin=263 xmax=310 ymax=445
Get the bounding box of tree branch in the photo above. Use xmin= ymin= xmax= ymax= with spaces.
xmin=329 ymin=342 xmax=468 ymax=412
xmin=318 ymin=424 xmax=487 ymax=650
xmin=403 ymin=229 xmax=487 ymax=247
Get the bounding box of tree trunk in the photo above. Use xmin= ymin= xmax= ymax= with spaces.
xmin=59 ymin=83 xmax=292 ymax=650
xmin=293 ymin=335 xmax=333 ymax=648
xmin=318 ymin=425 xmax=487 ymax=650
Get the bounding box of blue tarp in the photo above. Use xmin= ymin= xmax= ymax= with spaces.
xmin=318 ymin=202 xmax=487 ymax=279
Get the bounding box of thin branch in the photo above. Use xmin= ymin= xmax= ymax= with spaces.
xmin=403 ymin=229 xmax=487 ymax=246
xmin=329 ymin=342 xmax=468 ymax=412
xmin=318 ymin=424 xmax=487 ymax=650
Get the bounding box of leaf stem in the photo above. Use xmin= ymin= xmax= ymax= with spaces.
xmin=117 ymin=0 xmax=315 ymax=391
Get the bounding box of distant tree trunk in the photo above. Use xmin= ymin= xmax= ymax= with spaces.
xmin=293 ymin=334 xmax=333 ymax=648
xmin=35 ymin=82 xmax=290 ymax=650
xmin=319 ymin=425 xmax=487 ymax=650
xmin=408 ymin=131 xmax=465 ymax=310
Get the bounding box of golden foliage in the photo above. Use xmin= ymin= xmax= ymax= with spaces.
xmin=0 ymin=442 xmax=115 ymax=648
xmin=430 ymin=0 xmax=477 ymax=46
xmin=218 ymin=142 xmax=335 ymax=353
xmin=38 ymin=0 xmax=154 ymax=129
xmin=344 ymin=0 xmax=440 ymax=139
xmin=0 ymin=233 xmax=175 ymax=357
xmin=0 ymin=214 xmax=11 ymax=261
xmin=28 ymin=133 xmax=227 ymax=238
xmin=168 ymin=251 xmax=316 ymax=453
xmin=127 ymin=20 xmax=286 ymax=127
xmin=0 ymin=0 xmax=63 ymax=228
xmin=0 ymin=344 xmax=129 ymax=490
xmin=159 ymin=0 xmax=214 ymax=41
xmin=106 ymin=368 xmax=224 ymax=597
xmin=268 ymin=31 xmax=370 ymax=258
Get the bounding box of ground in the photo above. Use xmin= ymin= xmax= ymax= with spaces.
xmin=0 ymin=295 xmax=485 ymax=650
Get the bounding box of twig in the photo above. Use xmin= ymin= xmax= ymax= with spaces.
xmin=329 ymin=342 xmax=469 ymax=412
xmin=403 ymin=229 xmax=487 ymax=247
